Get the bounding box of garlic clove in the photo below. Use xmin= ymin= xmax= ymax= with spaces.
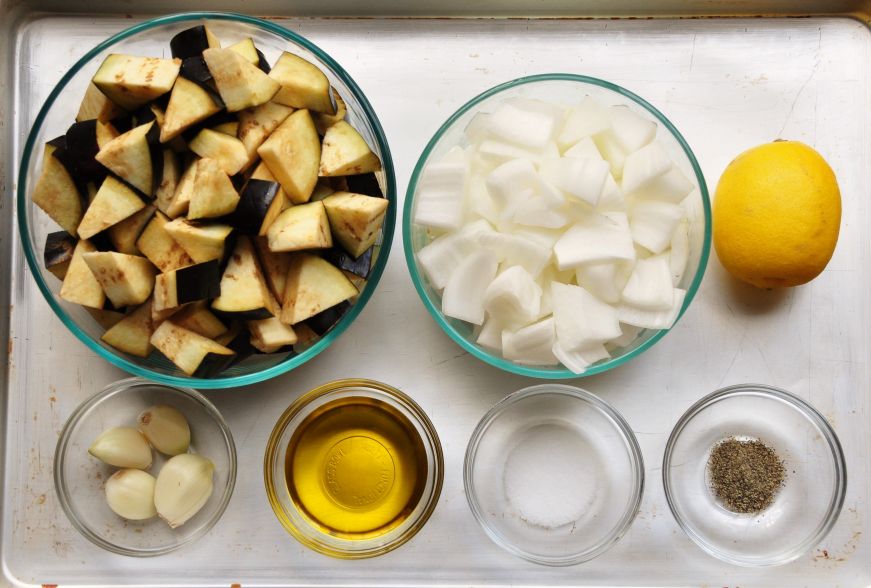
xmin=138 ymin=404 xmax=191 ymax=456
xmin=105 ymin=469 xmax=157 ymax=520
xmin=88 ymin=426 xmax=153 ymax=469
xmin=154 ymin=453 xmax=215 ymax=529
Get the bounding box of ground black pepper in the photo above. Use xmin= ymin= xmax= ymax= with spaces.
xmin=707 ymin=437 xmax=785 ymax=513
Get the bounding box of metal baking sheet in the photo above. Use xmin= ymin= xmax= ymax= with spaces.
xmin=2 ymin=3 xmax=870 ymax=586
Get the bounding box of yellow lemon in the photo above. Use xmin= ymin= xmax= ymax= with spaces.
xmin=713 ymin=141 xmax=841 ymax=288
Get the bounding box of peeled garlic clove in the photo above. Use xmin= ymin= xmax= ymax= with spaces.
xmin=88 ymin=426 xmax=153 ymax=469
xmin=138 ymin=404 xmax=191 ymax=456
xmin=105 ymin=469 xmax=157 ymax=520
xmin=154 ymin=453 xmax=214 ymax=529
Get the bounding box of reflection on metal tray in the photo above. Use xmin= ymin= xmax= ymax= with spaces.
xmin=1 ymin=1 xmax=870 ymax=586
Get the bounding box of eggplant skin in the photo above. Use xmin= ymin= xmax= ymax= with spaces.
xmin=170 ymin=26 xmax=214 ymax=60
xmin=44 ymin=231 xmax=77 ymax=277
xmin=229 ymin=180 xmax=279 ymax=234
xmin=192 ymin=351 xmax=237 ymax=378
xmin=180 ymin=56 xmax=214 ymax=85
xmin=304 ymin=300 xmax=351 ymax=336
xmin=324 ymin=246 xmax=373 ymax=278
xmin=65 ymin=120 xmax=106 ymax=182
xmin=345 ymin=173 xmax=384 ymax=198
xmin=256 ymin=49 xmax=271 ymax=74
xmin=213 ymin=306 xmax=274 ymax=321
xmin=176 ymin=260 xmax=222 ymax=304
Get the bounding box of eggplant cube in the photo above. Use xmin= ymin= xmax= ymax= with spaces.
xmin=202 ymin=48 xmax=280 ymax=112
xmin=136 ymin=210 xmax=195 ymax=272
xmin=77 ymin=175 xmax=146 ymax=241
xmin=161 ymin=76 xmax=223 ymax=142
xmin=280 ymin=254 xmax=357 ymax=325
xmin=237 ymin=101 xmax=294 ymax=166
xmin=266 ymin=201 xmax=332 ymax=253
xmin=229 ymin=179 xmax=280 ymax=235
xmin=171 ymin=302 xmax=228 ymax=339
xmin=170 ymin=25 xmax=221 ymax=60
xmin=248 ymin=316 xmax=298 ymax=349
xmin=164 ymin=219 xmax=234 ymax=264
xmin=313 ymin=90 xmax=347 ymax=135
xmin=150 ymin=320 xmax=235 ymax=377
xmin=92 ymin=54 xmax=181 ymax=111
xmin=325 ymin=245 xmax=373 ymax=279
xmin=76 ymin=81 xmax=125 ymax=123
xmin=269 ymin=52 xmax=335 ymax=115
xmin=101 ymin=300 xmax=154 ymax=357
xmin=253 ymin=236 xmax=292 ymax=304
xmin=95 ymin=121 xmax=162 ymax=196
xmin=44 ymin=231 xmax=77 ymax=280
xmin=211 ymin=235 xmax=279 ymax=319
xmin=188 ymin=158 xmax=241 ymax=220
xmin=59 ymin=239 xmax=106 ymax=309
xmin=257 ymin=109 xmax=320 ymax=204
xmin=32 ymin=143 xmax=84 ymax=237
xmin=82 ymin=251 xmax=157 ymax=308
xmin=154 ymin=260 xmax=222 ymax=312
xmin=304 ymin=300 xmax=351 ymax=336
xmin=108 ymin=203 xmax=156 ymax=255
xmin=318 ymin=121 xmax=382 ymax=177
xmin=322 ymin=192 xmax=388 ymax=258
xmin=188 ymin=128 xmax=248 ymax=176
xmin=228 ymin=38 xmax=259 ymax=64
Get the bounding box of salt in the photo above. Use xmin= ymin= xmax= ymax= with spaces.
xmin=502 ymin=424 xmax=597 ymax=528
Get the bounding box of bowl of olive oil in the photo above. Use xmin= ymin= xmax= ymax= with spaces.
xmin=264 ymin=379 xmax=444 ymax=558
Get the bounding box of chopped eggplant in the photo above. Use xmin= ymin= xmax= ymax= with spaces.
xmin=164 ymin=219 xmax=234 ymax=264
xmin=248 ymin=316 xmax=297 ymax=348
xmin=212 ymin=121 xmax=238 ymax=136
xmin=269 ymin=52 xmax=335 ymax=114
xmin=342 ymin=269 xmax=366 ymax=294
xmin=108 ymin=203 xmax=156 ymax=255
xmin=65 ymin=120 xmax=107 ymax=181
xmin=308 ymin=180 xmax=334 ymax=202
xmin=249 ymin=163 xmax=292 ymax=234
xmin=87 ymin=307 xmax=127 ymax=329
xmin=346 ymin=172 xmax=384 ymax=198
xmin=202 ymin=47 xmax=280 ymax=112
xmin=313 ymin=89 xmax=347 ymax=135
xmin=95 ymin=121 xmax=162 ymax=196
xmin=180 ymin=56 xmax=214 ymax=86
xmin=215 ymin=322 xmax=257 ymax=365
xmin=319 ymin=121 xmax=382 ymax=177
xmin=322 ymin=191 xmax=389 ymax=258
xmin=160 ymin=76 xmax=223 ymax=142
xmin=188 ymin=128 xmax=248 ymax=175
xmin=44 ymin=231 xmax=77 ymax=280
xmin=324 ymin=245 xmax=373 ymax=279
xmin=82 ymin=251 xmax=157 ymax=307
xmin=170 ymin=25 xmax=221 ymax=60
xmin=304 ymin=300 xmax=351 ymax=335
xmin=76 ymin=82 xmax=125 ymax=122
xmin=253 ymin=236 xmax=291 ymax=304
xmin=150 ymin=320 xmax=235 ymax=377
xmin=32 ymin=143 xmax=84 ymax=236
xmin=237 ymin=101 xmax=294 ymax=167
xmin=96 ymin=120 xmax=121 ymax=149
xmin=188 ymin=157 xmax=240 ymax=219
xmin=77 ymin=176 xmax=146 ymax=240
xmin=256 ymin=50 xmax=271 ymax=73
xmin=258 ymin=109 xmax=320 ymax=203
xmin=155 ymin=149 xmax=182 ymax=215
xmin=280 ymin=253 xmax=357 ymax=324
xmin=153 ymin=260 xmax=222 ymax=312
xmin=293 ymin=322 xmax=318 ymax=350
xmin=101 ymin=300 xmax=154 ymax=357
xmin=171 ymin=301 xmax=227 ymax=339
xmin=166 ymin=159 xmax=198 ymax=218
xmin=211 ymin=235 xmax=278 ymax=319
xmin=227 ymin=179 xmax=279 ymax=234
xmin=92 ymin=54 xmax=181 ymax=111
xmin=59 ymin=239 xmax=106 ymax=309
xmin=136 ymin=211 xmax=195 ymax=272
xmin=266 ymin=201 xmax=332 ymax=252
xmin=228 ymin=38 xmax=259 ymax=64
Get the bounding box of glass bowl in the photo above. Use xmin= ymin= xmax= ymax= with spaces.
xmin=403 ymin=74 xmax=710 ymax=378
xmin=464 ymin=384 xmax=644 ymax=565
xmin=54 ymin=377 xmax=237 ymax=557
xmin=663 ymin=384 xmax=847 ymax=567
xmin=263 ymin=378 xmax=444 ymax=559
xmin=17 ymin=12 xmax=396 ymax=388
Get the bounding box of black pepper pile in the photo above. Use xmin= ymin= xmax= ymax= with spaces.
xmin=707 ymin=437 xmax=786 ymax=514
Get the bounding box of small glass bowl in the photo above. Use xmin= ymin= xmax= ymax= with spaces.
xmin=263 ymin=379 xmax=444 ymax=559
xmin=17 ymin=12 xmax=396 ymax=388
xmin=663 ymin=384 xmax=847 ymax=567
xmin=54 ymin=377 xmax=237 ymax=557
xmin=464 ymin=384 xmax=644 ymax=566
xmin=403 ymin=73 xmax=710 ymax=379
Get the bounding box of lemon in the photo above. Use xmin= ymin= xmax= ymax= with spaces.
xmin=713 ymin=141 xmax=841 ymax=288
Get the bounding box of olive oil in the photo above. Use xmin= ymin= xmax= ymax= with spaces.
xmin=285 ymin=396 xmax=428 ymax=539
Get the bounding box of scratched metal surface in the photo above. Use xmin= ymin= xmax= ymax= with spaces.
xmin=2 ymin=9 xmax=871 ymax=588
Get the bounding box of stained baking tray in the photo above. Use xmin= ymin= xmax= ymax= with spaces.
xmin=2 ymin=1 xmax=870 ymax=586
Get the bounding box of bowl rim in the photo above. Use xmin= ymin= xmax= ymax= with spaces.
xmin=402 ymin=72 xmax=711 ymax=379
xmin=16 ymin=11 xmax=397 ymax=389
xmin=53 ymin=376 xmax=238 ymax=557
xmin=661 ymin=383 xmax=848 ymax=567
xmin=463 ymin=383 xmax=645 ymax=566
xmin=262 ymin=377 xmax=445 ymax=559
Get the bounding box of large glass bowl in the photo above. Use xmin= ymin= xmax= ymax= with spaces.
xmin=17 ymin=12 xmax=395 ymax=389
xmin=464 ymin=384 xmax=644 ymax=565
xmin=403 ymin=74 xmax=710 ymax=378
xmin=663 ymin=384 xmax=847 ymax=566
xmin=264 ymin=378 xmax=444 ymax=559
xmin=54 ymin=378 xmax=237 ymax=557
